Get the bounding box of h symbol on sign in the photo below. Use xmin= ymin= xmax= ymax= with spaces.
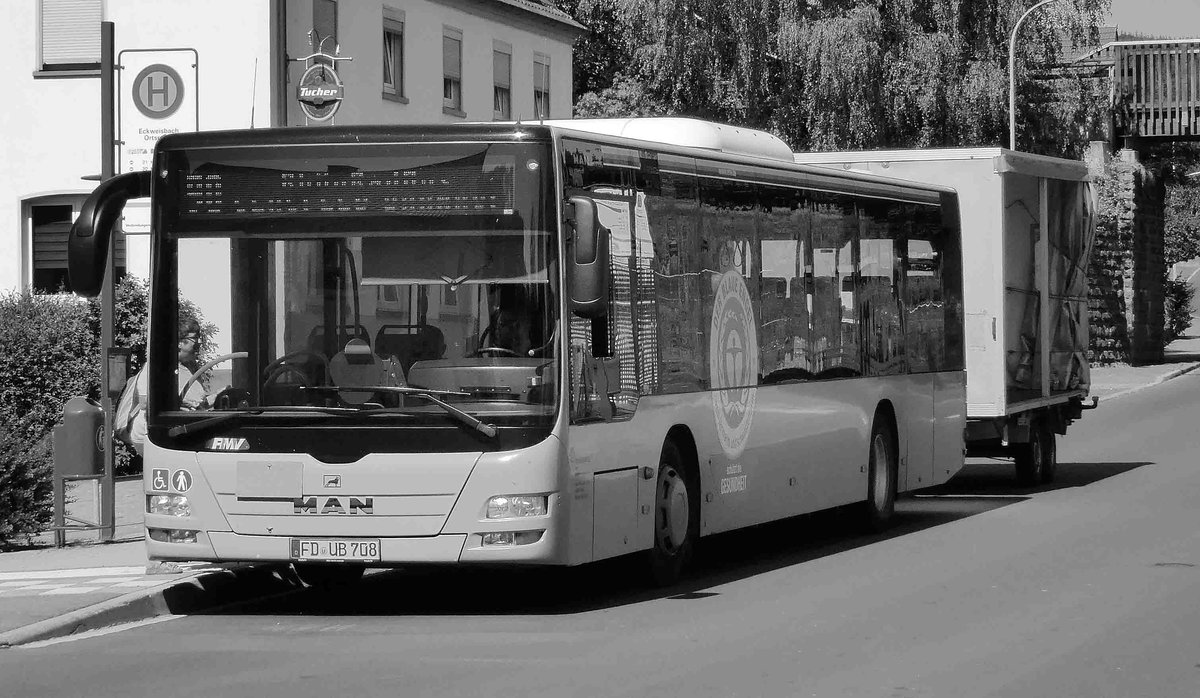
xmin=145 ymin=75 xmax=172 ymax=108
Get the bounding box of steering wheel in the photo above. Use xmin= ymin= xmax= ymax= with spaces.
xmin=263 ymin=349 xmax=330 ymax=382
xmin=179 ymin=352 xmax=250 ymax=404
xmin=263 ymin=363 xmax=312 ymax=389
xmin=472 ymin=346 xmax=520 ymax=357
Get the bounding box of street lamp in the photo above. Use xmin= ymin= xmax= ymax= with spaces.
xmin=1009 ymin=0 xmax=1063 ymax=151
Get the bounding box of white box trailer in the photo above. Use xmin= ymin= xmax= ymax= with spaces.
xmin=793 ymin=148 xmax=1098 ymax=484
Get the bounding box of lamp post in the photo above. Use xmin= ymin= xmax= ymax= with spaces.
xmin=1009 ymin=0 xmax=1062 ymax=151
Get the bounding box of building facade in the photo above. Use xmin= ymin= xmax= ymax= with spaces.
xmin=5 ymin=0 xmax=582 ymax=293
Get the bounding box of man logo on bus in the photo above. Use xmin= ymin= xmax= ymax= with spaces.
xmin=710 ymin=269 xmax=758 ymax=460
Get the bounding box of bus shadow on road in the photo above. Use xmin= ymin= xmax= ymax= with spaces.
xmin=207 ymin=460 xmax=1152 ymax=617
xmin=921 ymin=458 xmax=1154 ymax=497
xmin=207 ymin=460 xmax=1155 ymax=618
xmin=209 ymin=492 xmax=1034 ymax=617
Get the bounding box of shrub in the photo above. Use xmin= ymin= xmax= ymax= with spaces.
xmin=0 ymin=276 xmax=219 ymax=537
xmin=1164 ymin=275 xmax=1195 ymax=345
xmin=0 ymin=292 xmax=94 ymax=539
xmin=0 ymin=423 xmax=53 ymax=544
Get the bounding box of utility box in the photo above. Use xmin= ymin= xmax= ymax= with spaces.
xmin=53 ymin=397 xmax=105 ymax=478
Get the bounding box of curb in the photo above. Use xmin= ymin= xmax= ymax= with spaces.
xmin=0 ymin=564 xmax=301 ymax=648
xmin=1099 ymin=361 xmax=1200 ymax=402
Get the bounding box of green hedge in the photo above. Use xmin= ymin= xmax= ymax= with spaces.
xmin=0 ymin=275 xmax=221 ymax=542
xmin=0 ymin=291 xmax=98 ymax=542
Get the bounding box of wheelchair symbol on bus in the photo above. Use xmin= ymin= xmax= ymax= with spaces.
xmin=151 ymin=468 xmax=168 ymax=492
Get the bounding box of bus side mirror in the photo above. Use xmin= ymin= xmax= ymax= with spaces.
xmin=566 ymin=196 xmax=609 ymax=319
xmin=68 ymin=171 xmax=151 ymax=297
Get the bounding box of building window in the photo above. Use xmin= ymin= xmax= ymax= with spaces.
xmin=382 ymin=6 xmax=405 ymax=102
xmin=493 ymin=42 xmax=512 ymax=120
xmin=31 ymin=202 xmax=124 ymax=292
xmin=443 ymin=28 xmax=463 ymax=115
xmin=533 ymin=54 xmax=551 ymax=119
xmin=312 ymin=0 xmax=338 ymax=64
xmin=37 ymin=0 xmax=101 ymax=73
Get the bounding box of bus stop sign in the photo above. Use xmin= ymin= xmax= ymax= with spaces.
xmin=117 ymin=49 xmax=198 ymax=175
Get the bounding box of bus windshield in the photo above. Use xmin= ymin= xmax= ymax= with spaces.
xmin=147 ymin=140 xmax=559 ymax=450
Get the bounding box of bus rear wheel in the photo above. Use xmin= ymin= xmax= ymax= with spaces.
xmin=647 ymin=440 xmax=698 ymax=586
xmin=293 ymin=563 xmax=365 ymax=588
xmin=863 ymin=417 xmax=898 ymax=532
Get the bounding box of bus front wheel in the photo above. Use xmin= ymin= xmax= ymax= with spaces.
xmin=863 ymin=417 xmax=897 ymax=532
xmin=647 ymin=440 xmax=699 ymax=586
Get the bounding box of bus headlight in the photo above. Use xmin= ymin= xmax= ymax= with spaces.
xmin=486 ymin=495 xmax=547 ymax=519
xmin=148 ymin=494 xmax=191 ymax=517
xmin=481 ymin=530 xmax=544 ymax=546
xmin=149 ymin=528 xmax=198 ymax=544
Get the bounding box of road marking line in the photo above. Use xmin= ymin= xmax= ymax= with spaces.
xmin=0 ymin=567 xmax=146 ymax=581
xmin=41 ymin=587 xmax=108 ymax=595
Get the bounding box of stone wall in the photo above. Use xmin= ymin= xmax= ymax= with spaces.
xmin=1085 ymin=144 xmax=1166 ymax=365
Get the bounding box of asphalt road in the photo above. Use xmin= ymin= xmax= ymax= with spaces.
xmin=5 ymin=375 xmax=1200 ymax=697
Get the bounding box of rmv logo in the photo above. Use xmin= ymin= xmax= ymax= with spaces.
xmin=293 ymin=497 xmax=374 ymax=515
xmin=206 ymin=437 xmax=249 ymax=451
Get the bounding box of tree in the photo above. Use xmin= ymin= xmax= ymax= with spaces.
xmin=555 ymin=0 xmax=636 ymax=101
xmin=598 ymin=0 xmax=1112 ymax=154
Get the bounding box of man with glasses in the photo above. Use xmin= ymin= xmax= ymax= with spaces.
xmin=121 ymin=318 xmax=210 ymax=455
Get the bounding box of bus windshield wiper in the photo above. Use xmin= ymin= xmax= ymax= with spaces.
xmin=166 ymin=405 xmax=364 ymax=438
xmin=301 ymin=385 xmax=498 ymax=438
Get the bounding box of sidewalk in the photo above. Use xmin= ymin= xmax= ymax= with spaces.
xmin=2 ymin=336 xmax=1199 ymax=647
xmin=0 ymin=478 xmax=298 ymax=647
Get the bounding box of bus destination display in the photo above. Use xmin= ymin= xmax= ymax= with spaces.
xmin=181 ymin=163 xmax=515 ymax=217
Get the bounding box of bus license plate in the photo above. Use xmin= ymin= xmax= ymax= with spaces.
xmin=290 ymin=538 xmax=381 ymax=563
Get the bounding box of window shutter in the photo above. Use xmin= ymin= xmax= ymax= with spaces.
xmin=443 ymin=35 xmax=462 ymax=79
xmin=40 ymin=0 xmax=101 ymax=68
xmin=493 ymin=51 xmax=511 ymax=88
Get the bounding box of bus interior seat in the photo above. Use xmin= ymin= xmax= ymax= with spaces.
xmin=329 ymin=337 xmax=397 ymax=404
xmin=375 ymin=324 xmax=423 ymax=373
xmin=411 ymin=324 xmax=446 ymax=363
xmin=308 ymin=324 xmax=371 ymax=355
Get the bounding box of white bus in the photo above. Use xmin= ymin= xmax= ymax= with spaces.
xmin=69 ymin=118 xmax=966 ymax=586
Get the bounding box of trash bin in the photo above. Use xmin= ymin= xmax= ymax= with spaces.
xmin=52 ymin=397 xmax=104 ymax=478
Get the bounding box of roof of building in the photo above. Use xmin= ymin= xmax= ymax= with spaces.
xmin=492 ymin=0 xmax=585 ymax=31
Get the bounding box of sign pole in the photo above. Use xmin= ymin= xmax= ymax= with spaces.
xmin=99 ymin=20 xmax=116 ymax=542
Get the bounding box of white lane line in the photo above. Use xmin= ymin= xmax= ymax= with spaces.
xmin=0 ymin=567 xmax=147 ymax=581
xmin=41 ymin=587 xmax=108 ymax=596
xmin=17 ymin=615 xmax=185 ymax=649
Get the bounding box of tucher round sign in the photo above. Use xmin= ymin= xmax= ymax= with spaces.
xmin=297 ymin=63 xmax=344 ymax=122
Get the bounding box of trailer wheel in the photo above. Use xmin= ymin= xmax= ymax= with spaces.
xmin=1038 ymin=422 xmax=1057 ymax=484
xmin=1014 ymin=420 xmax=1048 ymax=486
xmin=863 ymin=417 xmax=898 ymax=532
xmin=647 ymin=440 xmax=699 ymax=586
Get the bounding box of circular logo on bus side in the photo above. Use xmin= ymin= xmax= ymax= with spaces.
xmin=710 ymin=270 xmax=758 ymax=460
